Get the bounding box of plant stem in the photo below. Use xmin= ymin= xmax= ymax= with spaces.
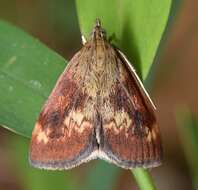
xmin=132 ymin=168 xmax=156 ymax=190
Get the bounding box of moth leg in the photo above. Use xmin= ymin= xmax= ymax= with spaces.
xmin=108 ymin=33 xmax=117 ymax=43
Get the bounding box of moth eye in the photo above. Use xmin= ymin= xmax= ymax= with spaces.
xmin=91 ymin=26 xmax=107 ymax=40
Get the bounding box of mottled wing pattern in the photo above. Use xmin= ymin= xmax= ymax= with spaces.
xmin=100 ymin=49 xmax=162 ymax=169
xmin=30 ymin=19 xmax=162 ymax=170
xmin=30 ymin=46 xmax=98 ymax=170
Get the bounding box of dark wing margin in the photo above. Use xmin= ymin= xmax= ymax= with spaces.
xmin=29 ymin=51 xmax=98 ymax=170
xmin=99 ymin=49 xmax=162 ymax=169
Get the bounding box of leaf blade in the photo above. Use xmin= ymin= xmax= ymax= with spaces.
xmin=0 ymin=21 xmax=67 ymax=137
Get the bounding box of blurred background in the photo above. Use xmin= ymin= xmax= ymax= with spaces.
xmin=0 ymin=0 xmax=197 ymax=189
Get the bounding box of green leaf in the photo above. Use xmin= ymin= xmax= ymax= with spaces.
xmin=0 ymin=21 xmax=66 ymax=137
xmin=76 ymin=0 xmax=172 ymax=78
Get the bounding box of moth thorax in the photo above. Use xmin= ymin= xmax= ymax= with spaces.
xmin=91 ymin=51 xmax=106 ymax=75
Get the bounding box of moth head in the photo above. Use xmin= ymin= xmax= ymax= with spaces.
xmin=91 ymin=18 xmax=107 ymax=41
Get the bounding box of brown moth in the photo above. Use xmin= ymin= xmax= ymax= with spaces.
xmin=29 ymin=19 xmax=162 ymax=170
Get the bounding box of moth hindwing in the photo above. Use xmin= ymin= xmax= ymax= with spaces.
xmin=29 ymin=19 xmax=162 ymax=170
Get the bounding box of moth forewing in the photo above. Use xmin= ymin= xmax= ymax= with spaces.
xmin=117 ymin=49 xmax=157 ymax=110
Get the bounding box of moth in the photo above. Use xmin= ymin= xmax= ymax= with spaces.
xmin=29 ymin=19 xmax=162 ymax=170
